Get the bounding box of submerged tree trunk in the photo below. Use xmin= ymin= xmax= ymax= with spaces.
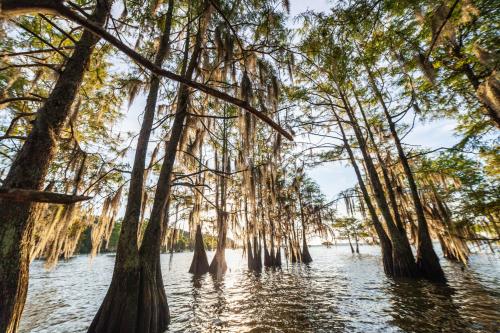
xmin=209 ymin=105 xmax=229 ymax=277
xmin=251 ymin=235 xmax=263 ymax=271
xmin=0 ymin=1 xmax=111 ymax=331
xmin=263 ymin=228 xmax=272 ymax=267
xmin=354 ymin=232 xmax=360 ymax=254
xmin=209 ymin=214 xmax=228 ymax=278
xmin=297 ymin=185 xmax=313 ymax=263
xmin=335 ymin=111 xmax=393 ymax=275
xmin=301 ymin=222 xmax=313 ymax=263
xmin=347 ymin=232 xmax=355 ymax=254
xmin=269 ymin=219 xmax=277 ymax=267
xmin=89 ymin=2 xmax=212 ymax=332
xmin=247 ymin=237 xmax=255 ymax=269
xmin=275 ymin=247 xmax=282 ymax=267
xmin=365 ymin=67 xmax=446 ymax=283
xmin=189 ymin=225 xmax=209 ymax=274
xmin=337 ymin=90 xmax=417 ymax=278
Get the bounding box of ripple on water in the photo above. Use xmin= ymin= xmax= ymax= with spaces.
xmin=19 ymin=246 xmax=500 ymax=333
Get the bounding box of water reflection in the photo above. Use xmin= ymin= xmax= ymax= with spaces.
xmin=19 ymin=246 xmax=500 ymax=333
xmin=387 ymin=280 xmax=470 ymax=332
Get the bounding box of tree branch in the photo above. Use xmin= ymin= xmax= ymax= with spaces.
xmin=0 ymin=188 xmax=92 ymax=203
xmin=0 ymin=97 xmax=43 ymax=105
xmin=0 ymin=46 xmax=75 ymax=57
xmin=1 ymin=0 xmax=293 ymax=140
xmin=426 ymin=0 xmax=461 ymax=59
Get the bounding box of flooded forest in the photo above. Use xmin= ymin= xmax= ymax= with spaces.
xmin=0 ymin=0 xmax=499 ymax=332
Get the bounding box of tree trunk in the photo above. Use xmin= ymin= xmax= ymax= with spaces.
xmin=189 ymin=224 xmax=209 ymax=275
xmin=335 ymin=112 xmax=393 ymax=275
xmin=269 ymin=219 xmax=277 ymax=267
xmin=347 ymin=232 xmax=355 ymax=254
xmin=89 ymin=2 xmax=212 ymax=332
xmin=275 ymin=247 xmax=282 ymax=267
xmin=353 ymin=90 xmax=406 ymax=233
xmin=246 ymin=237 xmax=254 ymax=269
xmin=263 ymin=228 xmax=272 ymax=267
xmin=251 ymin=235 xmax=262 ymax=271
xmin=297 ymin=184 xmax=312 ymax=263
xmin=209 ymin=105 xmax=229 ymax=277
xmin=0 ymin=1 xmax=111 ymax=331
xmin=354 ymin=232 xmax=360 ymax=254
xmin=337 ymin=90 xmax=417 ymax=278
xmin=245 ymin=199 xmax=255 ymax=270
xmin=301 ymin=221 xmax=313 ymax=263
xmin=365 ymin=66 xmax=446 ymax=283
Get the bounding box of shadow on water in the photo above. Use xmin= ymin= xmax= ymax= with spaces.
xmin=386 ymin=258 xmax=500 ymax=333
xmin=386 ymin=279 xmax=471 ymax=333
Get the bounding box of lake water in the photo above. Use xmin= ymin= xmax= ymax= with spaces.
xmin=19 ymin=245 xmax=500 ymax=332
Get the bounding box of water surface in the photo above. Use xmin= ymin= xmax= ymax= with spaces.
xmin=20 ymin=245 xmax=500 ymax=332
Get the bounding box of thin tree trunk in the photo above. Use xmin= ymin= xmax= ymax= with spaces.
xmin=335 ymin=112 xmax=393 ymax=275
xmin=263 ymin=227 xmax=272 ymax=267
xmin=209 ymin=106 xmax=229 ymax=277
xmin=337 ymin=90 xmax=417 ymax=278
xmin=297 ymin=185 xmax=313 ymax=263
xmin=353 ymin=89 xmax=406 ymax=234
xmin=189 ymin=144 xmax=209 ymax=273
xmin=364 ymin=66 xmax=446 ymax=283
xmin=354 ymin=231 xmax=360 ymax=254
xmin=347 ymin=232 xmax=355 ymax=254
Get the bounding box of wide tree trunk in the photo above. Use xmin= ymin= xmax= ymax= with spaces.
xmin=275 ymin=247 xmax=282 ymax=267
xmin=209 ymin=196 xmax=228 ymax=278
xmin=90 ymin=2 xmax=213 ymax=332
xmin=189 ymin=225 xmax=209 ymax=274
xmin=252 ymin=235 xmax=263 ymax=271
xmin=0 ymin=1 xmax=111 ymax=331
xmin=301 ymin=231 xmax=313 ymax=264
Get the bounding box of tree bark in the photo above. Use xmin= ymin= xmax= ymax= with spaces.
xmin=263 ymin=227 xmax=272 ymax=267
xmin=365 ymin=66 xmax=446 ymax=283
xmin=335 ymin=111 xmax=394 ymax=275
xmin=189 ymin=224 xmax=209 ymax=275
xmin=0 ymin=1 xmax=111 ymax=331
xmin=87 ymin=1 xmax=179 ymax=332
xmin=296 ymin=183 xmax=313 ymax=263
xmin=0 ymin=188 xmax=91 ymax=203
xmin=353 ymin=89 xmax=406 ymax=234
xmin=336 ymin=88 xmax=418 ymax=278
xmin=209 ymin=105 xmax=229 ymax=277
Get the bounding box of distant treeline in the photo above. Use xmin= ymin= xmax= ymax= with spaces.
xmin=76 ymin=223 xmax=235 ymax=254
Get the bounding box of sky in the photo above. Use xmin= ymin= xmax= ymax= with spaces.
xmin=115 ymin=0 xmax=462 ymax=211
